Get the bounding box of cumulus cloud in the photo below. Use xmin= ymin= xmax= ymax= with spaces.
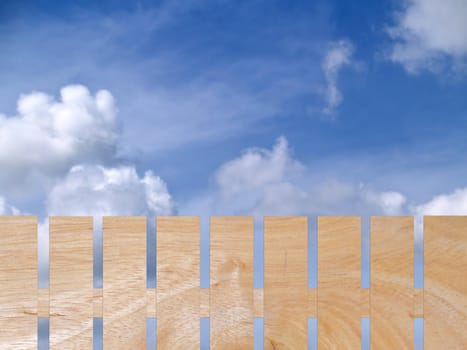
xmin=47 ymin=164 xmax=175 ymax=216
xmin=321 ymin=40 xmax=354 ymax=116
xmin=0 ymin=85 xmax=119 ymax=199
xmin=414 ymin=187 xmax=467 ymax=215
xmin=387 ymin=0 xmax=467 ymax=74
xmin=40 ymin=164 xmax=175 ymax=287
xmin=181 ymin=136 xmax=407 ymax=216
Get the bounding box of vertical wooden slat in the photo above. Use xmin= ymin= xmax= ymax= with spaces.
xmin=425 ymin=216 xmax=467 ymax=349
xmin=37 ymin=288 xmax=49 ymax=317
xmin=50 ymin=217 xmax=93 ymax=348
xmin=210 ymin=216 xmax=254 ymax=349
xmin=93 ymin=289 xmax=103 ymax=318
xmin=0 ymin=216 xmax=37 ymax=349
xmin=103 ymin=216 xmax=146 ymax=349
xmin=318 ymin=216 xmax=360 ymax=349
xmin=156 ymin=216 xmax=200 ymax=349
xmin=264 ymin=216 xmax=308 ymax=349
xmin=146 ymin=288 xmax=156 ymax=318
xmin=371 ymin=216 xmax=413 ymax=349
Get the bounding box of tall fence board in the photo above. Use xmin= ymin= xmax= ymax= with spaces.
xmin=0 ymin=215 xmax=467 ymax=348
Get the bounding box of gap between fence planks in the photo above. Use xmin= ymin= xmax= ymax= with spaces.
xmin=0 ymin=216 xmax=466 ymax=350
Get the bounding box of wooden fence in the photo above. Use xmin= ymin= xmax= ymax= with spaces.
xmin=0 ymin=216 xmax=466 ymax=349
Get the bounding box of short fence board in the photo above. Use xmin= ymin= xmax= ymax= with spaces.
xmin=210 ymin=216 xmax=254 ymax=349
xmin=0 ymin=216 xmax=37 ymax=350
xmin=370 ymin=216 xmax=413 ymax=349
xmin=264 ymin=216 xmax=308 ymax=349
xmin=156 ymin=216 xmax=200 ymax=349
xmin=318 ymin=216 xmax=361 ymax=349
xmin=425 ymin=216 xmax=467 ymax=349
xmin=50 ymin=216 xmax=93 ymax=348
xmin=103 ymin=216 xmax=146 ymax=349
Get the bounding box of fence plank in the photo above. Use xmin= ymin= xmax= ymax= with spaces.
xmin=318 ymin=216 xmax=360 ymax=349
xmin=425 ymin=216 xmax=467 ymax=349
xmin=156 ymin=216 xmax=200 ymax=350
xmin=0 ymin=216 xmax=37 ymax=350
xmin=264 ymin=216 xmax=308 ymax=349
xmin=50 ymin=217 xmax=93 ymax=348
xmin=371 ymin=216 xmax=413 ymax=349
xmin=210 ymin=216 xmax=254 ymax=349
xmin=103 ymin=217 xmax=146 ymax=349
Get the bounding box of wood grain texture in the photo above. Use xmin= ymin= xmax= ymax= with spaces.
xmin=156 ymin=216 xmax=200 ymax=350
xmin=103 ymin=217 xmax=146 ymax=350
xmin=318 ymin=216 xmax=360 ymax=350
xmin=146 ymin=288 xmax=156 ymax=318
xmin=50 ymin=217 xmax=93 ymax=349
xmin=200 ymin=288 xmax=210 ymax=318
xmin=0 ymin=216 xmax=37 ymax=350
xmin=38 ymin=288 xmax=49 ymax=317
xmin=210 ymin=216 xmax=254 ymax=350
xmin=94 ymin=289 xmax=103 ymax=318
xmin=264 ymin=216 xmax=308 ymax=349
xmin=360 ymin=288 xmax=370 ymax=317
xmin=370 ymin=216 xmax=414 ymax=349
xmin=413 ymin=288 xmax=423 ymax=318
xmin=308 ymin=288 xmax=317 ymax=317
xmin=425 ymin=216 xmax=467 ymax=349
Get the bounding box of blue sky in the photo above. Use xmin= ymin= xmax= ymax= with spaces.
xmin=1 ymin=0 xmax=467 ymax=348
xmin=1 ymin=0 xmax=467 ymax=219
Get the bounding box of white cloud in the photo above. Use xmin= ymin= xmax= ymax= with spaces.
xmin=181 ymin=136 xmax=407 ymax=216
xmin=0 ymin=196 xmax=20 ymax=215
xmin=40 ymin=164 xmax=175 ymax=287
xmin=46 ymin=164 xmax=175 ymax=216
xmin=364 ymin=190 xmax=407 ymax=215
xmin=321 ymin=40 xmax=354 ymax=116
xmin=0 ymin=85 xmax=119 ymax=199
xmin=414 ymin=187 xmax=467 ymax=215
xmin=0 ymin=6 xmax=330 ymax=157
xmin=387 ymin=0 xmax=467 ymax=73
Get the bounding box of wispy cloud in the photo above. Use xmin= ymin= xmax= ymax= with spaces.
xmin=321 ymin=40 xmax=354 ymax=117
xmin=0 ymin=2 xmax=332 ymax=156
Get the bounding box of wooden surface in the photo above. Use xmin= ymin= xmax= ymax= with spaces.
xmin=2 ymin=215 xmax=467 ymax=348
xmin=50 ymin=217 xmax=93 ymax=349
xmin=370 ymin=216 xmax=414 ymax=349
xmin=103 ymin=217 xmax=146 ymax=350
xmin=264 ymin=216 xmax=308 ymax=349
xmin=318 ymin=216 xmax=361 ymax=349
xmin=210 ymin=216 xmax=253 ymax=349
xmin=156 ymin=216 xmax=200 ymax=350
xmin=425 ymin=216 xmax=467 ymax=349
xmin=0 ymin=216 xmax=37 ymax=350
